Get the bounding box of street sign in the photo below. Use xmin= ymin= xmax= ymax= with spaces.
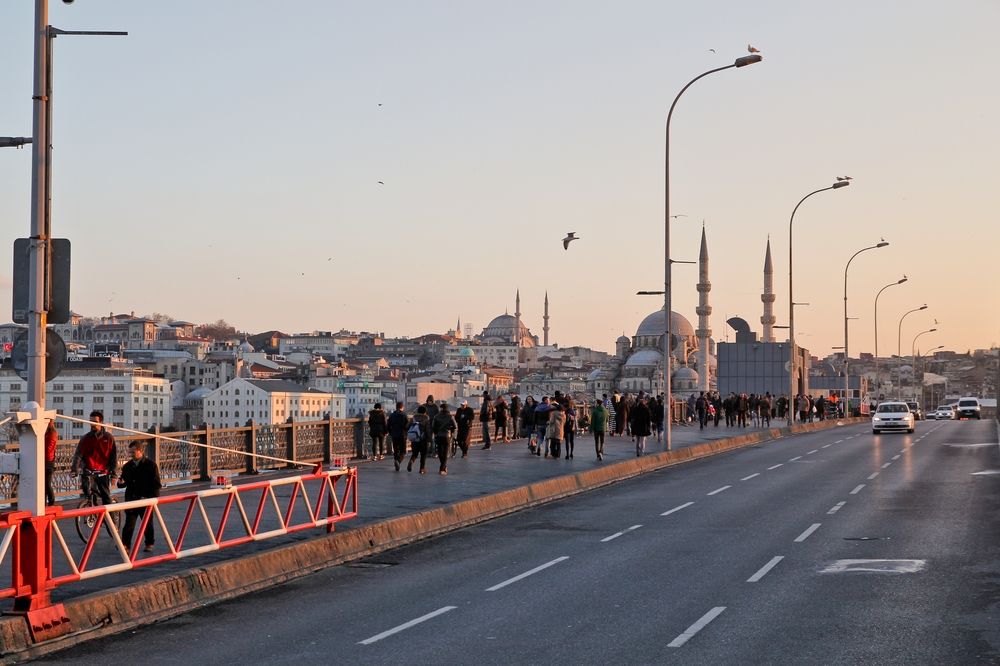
xmin=11 ymin=329 xmax=67 ymax=382
xmin=12 ymin=238 xmax=71 ymax=325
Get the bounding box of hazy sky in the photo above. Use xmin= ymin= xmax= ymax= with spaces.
xmin=1 ymin=1 xmax=997 ymax=357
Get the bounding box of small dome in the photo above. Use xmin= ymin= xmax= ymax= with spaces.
xmin=238 ymin=340 xmax=255 ymax=353
xmin=673 ymin=367 xmax=698 ymax=380
xmin=587 ymin=369 xmax=603 ymax=381
xmin=636 ymin=309 xmax=695 ymax=338
xmin=459 ymin=347 xmax=477 ymax=358
xmin=624 ymin=349 xmax=664 ymax=367
xmin=616 ymin=335 xmax=630 ymax=344
xmin=900 ymin=365 xmax=913 ymax=372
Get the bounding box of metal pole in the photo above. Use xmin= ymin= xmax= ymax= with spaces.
xmin=896 ymin=306 xmax=926 ymax=400
xmin=874 ymin=277 xmax=906 ymax=404
xmin=843 ymin=243 xmax=884 ymax=417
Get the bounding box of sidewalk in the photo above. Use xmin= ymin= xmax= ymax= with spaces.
xmin=2 ymin=419 xmax=798 ymax=607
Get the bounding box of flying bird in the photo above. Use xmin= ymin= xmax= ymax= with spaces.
xmin=378 ymin=181 xmax=384 ymax=185
xmin=748 ymin=44 xmax=760 ymax=53
xmin=837 ymin=176 xmax=853 ymax=181
xmin=708 ymin=49 xmax=715 ymax=53
xmin=562 ymin=232 xmax=578 ymax=250
xmin=669 ymin=214 xmax=688 ymax=219
xmin=378 ymin=103 xmax=383 ymax=106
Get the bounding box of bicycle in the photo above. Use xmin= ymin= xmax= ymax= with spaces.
xmin=75 ymin=470 xmax=121 ymax=543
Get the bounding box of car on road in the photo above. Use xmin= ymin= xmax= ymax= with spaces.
xmin=956 ymin=397 xmax=981 ymax=420
xmin=931 ymin=405 xmax=956 ymax=420
xmin=905 ymin=401 xmax=923 ymax=420
xmin=872 ymin=401 xmax=915 ymax=434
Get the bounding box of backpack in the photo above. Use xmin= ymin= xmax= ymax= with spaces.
xmin=407 ymin=420 xmax=423 ymax=443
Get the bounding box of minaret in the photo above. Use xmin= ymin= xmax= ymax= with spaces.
xmin=695 ymin=225 xmax=712 ymax=392
xmin=543 ymin=292 xmax=550 ymax=347
xmin=456 ymin=316 xmax=462 ymax=340
xmin=514 ymin=290 xmax=523 ymax=363
xmin=761 ymin=238 xmax=776 ymax=343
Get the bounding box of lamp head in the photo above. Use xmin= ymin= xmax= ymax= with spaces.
xmin=919 ymin=304 xmax=928 ymax=310
xmin=898 ymin=276 xmax=908 ymax=284
xmin=734 ymin=54 xmax=763 ymax=67
xmin=876 ymin=242 xmax=889 ymax=248
xmin=929 ymin=328 xmax=937 ymax=332
xmin=832 ymin=181 xmax=850 ymax=189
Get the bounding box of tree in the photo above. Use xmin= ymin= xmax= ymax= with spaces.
xmin=143 ymin=312 xmax=175 ymax=323
xmin=200 ymin=319 xmax=238 ymax=341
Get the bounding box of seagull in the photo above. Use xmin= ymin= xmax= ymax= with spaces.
xmin=708 ymin=48 xmax=715 ymax=53
xmin=837 ymin=176 xmax=853 ymax=181
xmin=748 ymin=44 xmax=760 ymax=53
xmin=378 ymin=103 xmax=383 ymax=106
xmin=669 ymin=214 xmax=687 ymax=219
xmin=562 ymin=232 xmax=578 ymax=250
xmin=378 ymin=181 xmax=384 ymax=185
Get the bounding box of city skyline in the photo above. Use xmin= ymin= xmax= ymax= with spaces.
xmin=1 ymin=2 xmax=997 ymax=357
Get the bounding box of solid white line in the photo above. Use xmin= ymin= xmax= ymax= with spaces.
xmin=741 ymin=473 xmax=760 ymax=481
xmin=790 ymin=456 xmax=802 ymax=461
xmin=822 ymin=444 xmax=831 ymax=448
xmin=850 ymin=484 xmax=865 ymax=494
xmin=892 ymin=455 xmax=900 ymax=460
xmin=747 ymin=556 xmax=784 ymax=582
xmin=794 ymin=523 xmax=822 ymax=542
xmin=601 ymin=525 xmax=642 ymax=542
xmin=661 ymin=501 xmax=695 ymax=516
xmin=868 ymin=472 xmax=879 ymax=480
xmin=767 ymin=464 xmax=783 ymax=470
xmin=881 ymin=463 xmax=891 ymax=469
xmin=359 ymin=606 xmax=457 ymax=644
xmin=707 ymin=486 xmax=731 ymax=496
xmin=486 ymin=557 xmax=569 ymax=591
xmin=807 ymin=450 xmax=818 ymax=455
xmin=667 ymin=607 xmax=727 ymax=648
xmin=828 ymin=501 xmax=846 ymax=514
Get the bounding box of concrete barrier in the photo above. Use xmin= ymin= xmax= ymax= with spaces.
xmin=0 ymin=417 xmax=864 ymax=662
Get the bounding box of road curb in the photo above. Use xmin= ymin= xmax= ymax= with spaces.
xmin=0 ymin=417 xmax=864 ymax=662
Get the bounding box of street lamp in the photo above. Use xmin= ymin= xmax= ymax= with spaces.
xmin=910 ymin=328 xmax=937 ymax=401
xmin=843 ymin=242 xmax=888 ymax=415
xmin=663 ymin=52 xmax=761 ymax=449
xmin=787 ymin=180 xmax=851 ymax=426
xmin=896 ymin=305 xmax=928 ymax=399
xmin=874 ymin=276 xmax=907 ymax=401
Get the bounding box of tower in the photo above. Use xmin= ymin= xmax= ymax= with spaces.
xmin=543 ymin=292 xmax=550 ymax=347
xmin=695 ymin=225 xmax=712 ymax=392
xmin=761 ymin=238 xmax=775 ymax=343
xmin=514 ymin=289 xmax=523 ymax=362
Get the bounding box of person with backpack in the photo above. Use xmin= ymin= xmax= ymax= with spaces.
xmin=406 ymin=405 xmax=431 ymax=474
xmin=431 ymin=403 xmax=458 ymax=475
xmin=387 ymin=402 xmax=410 ymax=471
xmin=590 ymin=400 xmax=609 ymax=460
xmin=454 ymin=399 xmax=475 ymax=458
xmin=367 ymin=403 xmax=388 ymax=460
xmin=509 ymin=394 xmax=522 ymax=441
xmin=479 ymin=391 xmax=494 ymax=450
xmin=532 ymin=397 xmax=552 ymax=456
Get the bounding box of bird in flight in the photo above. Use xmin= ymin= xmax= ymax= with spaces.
xmin=669 ymin=214 xmax=688 ymax=219
xmin=837 ymin=176 xmax=852 ymax=181
xmin=378 ymin=103 xmax=383 ymax=107
xmin=708 ymin=48 xmax=715 ymax=53
xmin=562 ymin=232 xmax=578 ymax=250
xmin=748 ymin=44 xmax=760 ymax=53
xmin=378 ymin=181 xmax=384 ymax=185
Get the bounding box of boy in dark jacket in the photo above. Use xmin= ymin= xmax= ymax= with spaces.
xmin=118 ymin=441 xmax=162 ymax=552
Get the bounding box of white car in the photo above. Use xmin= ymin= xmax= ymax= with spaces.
xmin=956 ymin=397 xmax=982 ymax=420
xmin=872 ymin=402 xmax=915 ymax=434
xmin=932 ymin=406 xmax=956 ymax=420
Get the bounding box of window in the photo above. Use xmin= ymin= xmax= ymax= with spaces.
xmin=113 ymin=409 xmax=124 ymax=416
xmin=52 ymin=396 xmax=64 ymax=404
xmin=73 ymin=384 xmax=84 ymax=391
xmin=143 ymin=398 xmax=149 ymax=404
xmin=134 ymin=410 xmax=139 ymax=416
xmin=93 ymin=384 xmax=104 ymax=391
xmin=73 ymin=409 xmax=84 ymax=416
xmin=143 ymin=410 xmax=148 ymax=416
xmin=113 ymin=396 xmax=124 ymax=403
xmin=93 ymin=397 xmax=104 ymax=404
xmin=52 ymin=384 xmax=64 ymax=391
xmin=114 ymin=384 xmax=125 ymax=391
xmin=134 ymin=397 xmax=139 ymax=403
xmin=73 ymin=397 xmax=83 ymax=404
xmin=11 ymin=383 xmax=21 ymax=391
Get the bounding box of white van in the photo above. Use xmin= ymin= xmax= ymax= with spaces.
xmin=956 ymin=398 xmax=981 ymax=420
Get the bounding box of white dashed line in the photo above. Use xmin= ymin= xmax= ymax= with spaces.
xmin=807 ymin=450 xmax=818 ymax=455
xmin=892 ymin=455 xmax=900 ymax=460
xmin=822 ymin=444 xmax=831 ymax=448
xmin=747 ymin=556 xmax=784 ymax=583
xmin=486 ymin=557 xmax=569 ymax=591
xmin=881 ymin=463 xmax=891 ymax=469
xmin=790 ymin=456 xmax=802 ymax=461
xmin=794 ymin=523 xmax=822 ymax=542
xmin=835 ymin=440 xmax=843 ymax=444
xmin=767 ymin=464 xmax=783 ymax=470
xmin=661 ymin=502 xmax=695 ymax=516
xmin=667 ymin=607 xmax=727 ymax=648
xmin=828 ymin=501 xmax=846 ymax=514
xmin=601 ymin=525 xmax=642 ymax=542
xmin=850 ymin=484 xmax=865 ymax=494
xmin=359 ymin=606 xmax=457 ymax=644
xmin=868 ymin=472 xmax=879 ymax=480
xmin=741 ymin=473 xmax=760 ymax=481
xmin=707 ymin=486 xmax=731 ymax=496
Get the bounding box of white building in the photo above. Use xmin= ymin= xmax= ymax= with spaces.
xmin=202 ymin=378 xmax=345 ymax=430
xmin=313 ymin=375 xmax=393 ymax=417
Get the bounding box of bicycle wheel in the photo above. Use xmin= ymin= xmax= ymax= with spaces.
xmin=75 ymin=498 xmax=97 ymax=543
xmin=104 ymin=496 xmax=122 ymax=537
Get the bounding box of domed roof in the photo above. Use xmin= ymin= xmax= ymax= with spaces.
xmin=238 ymin=341 xmax=255 ymax=353
xmin=636 ymin=309 xmax=695 ymax=338
xmin=478 ymin=313 xmax=535 ymax=348
xmin=587 ymin=369 xmax=603 ymax=381
xmin=616 ymin=335 xmax=630 ymax=344
xmin=625 ymin=349 xmax=664 ymax=367
xmin=673 ymin=367 xmax=699 ymax=380
xmin=459 ymin=347 xmax=477 ymax=358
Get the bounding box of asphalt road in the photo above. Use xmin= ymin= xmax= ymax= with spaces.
xmin=37 ymin=419 xmax=1000 ymax=665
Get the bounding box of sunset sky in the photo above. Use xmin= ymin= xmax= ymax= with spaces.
xmin=1 ymin=1 xmax=997 ymax=357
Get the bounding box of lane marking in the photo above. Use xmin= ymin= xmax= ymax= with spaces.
xmin=486 ymin=557 xmax=569 ymax=591
xmin=747 ymin=556 xmax=784 ymax=583
xmin=661 ymin=501 xmax=695 ymax=516
xmin=767 ymin=464 xmax=783 ymax=470
xmin=822 ymin=444 xmax=831 ymax=448
xmin=601 ymin=525 xmax=642 ymax=542
xmin=741 ymin=473 xmax=760 ymax=481
xmin=707 ymin=486 xmax=731 ymax=496
xmin=835 ymin=440 xmax=843 ymax=444
xmin=892 ymin=455 xmax=900 ymax=460
xmin=868 ymin=472 xmax=879 ymax=480
xmin=807 ymin=450 xmax=818 ymax=455
xmin=828 ymin=501 xmax=846 ymax=514
xmin=789 ymin=456 xmax=802 ymax=461
xmin=794 ymin=523 xmax=822 ymax=542
xmin=850 ymin=484 xmax=865 ymax=494
xmin=667 ymin=607 xmax=727 ymax=648
xmin=359 ymin=606 xmax=457 ymax=644
xmin=881 ymin=463 xmax=891 ymax=469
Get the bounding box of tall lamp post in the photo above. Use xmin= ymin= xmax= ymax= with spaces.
xmin=787 ymin=180 xmax=851 ymax=426
xmin=874 ymin=276 xmax=907 ymax=402
xmin=896 ymin=305 xmax=928 ymax=399
xmin=843 ymin=242 xmax=888 ymax=415
xmin=910 ymin=328 xmax=937 ymax=401
xmin=663 ymin=52 xmax=761 ymax=450
xmin=918 ymin=343 xmax=944 ymax=407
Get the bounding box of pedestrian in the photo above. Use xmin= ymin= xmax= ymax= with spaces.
xmin=454 ymin=399 xmax=475 ymax=458
xmin=431 ymin=403 xmax=457 ymax=475
xmin=70 ymin=410 xmax=117 ymax=507
xmin=590 ymin=399 xmax=609 ymax=460
xmin=797 ymin=394 xmax=810 ymax=423
xmin=564 ymin=398 xmax=577 ymax=459
xmin=522 ymin=396 xmax=537 ymax=452
xmin=615 ymin=395 xmax=630 ymax=437
xmin=406 ymin=406 xmax=431 ymax=474
xmin=367 ymin=403 xmax=388 ymax=460
xmin=387 ymin=402 xmax=409 ymax=471
xmin=44 ymin=420 xmax=57 ymax=507
xmin=631 ymin=396 xmax=652 ymax=457
xmin=816 ymin=395 xmax=827 ymax=421
xmin=494 ymin=396 xmax=509 ymax=442
xmin=509 ymin=393 xmax=522 ymax=440
xmin=696 ymin=392 xmax=708 ymax=429
xmin=651 ymin=396 xmax=665 ymax=442
xmin=533 ymin=397 xmax=552 ymax=456
xmin=547 ymin=404 xmax=565 ymax=459
xmin=479 ymin=391 xmax=494 ymax=450
xmin=760 ymin=394 xmax=771 ymax=427
xmin=117 ymin=440 xmax=161 ymax=553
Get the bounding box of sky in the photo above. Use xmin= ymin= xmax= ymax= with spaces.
xmin=1 ymin=1 xmax=997 ymax=358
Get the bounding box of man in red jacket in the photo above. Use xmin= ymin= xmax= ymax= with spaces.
xmin=70 ymin=411 xmax=117 ymax=506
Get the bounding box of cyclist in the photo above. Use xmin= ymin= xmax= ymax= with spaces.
xmin=70 ymin=410 xmax=118 ymax=505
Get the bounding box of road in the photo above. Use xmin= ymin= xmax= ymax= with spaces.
xmin=38 ymin=419 xmax=1000 ymax=665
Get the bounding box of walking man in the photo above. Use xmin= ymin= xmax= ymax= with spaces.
xmin=387 ymin=402 xmax=409 ymax=471
xmin=118 ymin=440 xmax=161 ymax=553
xmin=431 ymin=403 xmax=457 ymax=475
xmin=590 ymin=400 xmax=609 ymax=460
xmin=631 ymin=396 xmax=652 ymax=457
xmin=547 ymin=404 xmax=565 ymax=459
xmin=368 ymin=403 xmax=388 ymax=460
xmin=406 ymin=406 xmax=431 ymax=474
xmin=509 ymin=393 xmax=522 ymax=440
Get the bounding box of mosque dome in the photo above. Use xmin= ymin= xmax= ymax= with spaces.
xmin=624 ymin=349 xmax=664 ymax=367
xmin=616 ymin=335 xmax=630 ymax=344
xmin=478 ymin=313 xmax=535 ymax=347
xmin=635 ymin=309 xmax=695 ymax=338
xmin=459 ymin=347 xmax=477 ymax=358
xmin=238 ymin=340 xmax=255 ymax=353
xmin=587 ymin=368 xmax=603 ymax=381
xmin=673 ymin=367 xmax=699 ymax=381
